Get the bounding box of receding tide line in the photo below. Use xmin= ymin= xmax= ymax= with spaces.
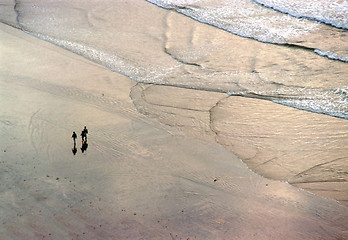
xmin=251 ymin=0 xmax=348 ymax=30
xmin=281 ymin=44 xmax=347 ymax=63
xmin=314 ymin=49 xmax=348 ymax=62
xmin=9 ymin=26 xmax=347 ymax=121
xmin=145 ymin=0 xmax=348 ymax=63
xmin=12 ymin=0 xmax=24 ymax=30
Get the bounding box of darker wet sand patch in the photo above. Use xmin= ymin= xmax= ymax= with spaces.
xmin=131 ymin=83 xmax=348 ymax=206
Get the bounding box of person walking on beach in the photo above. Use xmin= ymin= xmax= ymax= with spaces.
xmin=81 ymin=126 xmax=88 ymax=141
xmin=72 ymin=131 xmax=77 ymax=144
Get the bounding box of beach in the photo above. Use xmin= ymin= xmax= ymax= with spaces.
xmin=1 ymin=0 xmax=348 ymax=239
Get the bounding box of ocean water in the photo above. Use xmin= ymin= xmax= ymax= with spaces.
xmin=147 ymin=0 xmax=348 ymax=118
xmin=0 ymin=0 xmax=347 ymax=119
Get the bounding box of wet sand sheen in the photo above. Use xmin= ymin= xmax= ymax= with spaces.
xmin=131 ymin=83 xmax=348 ymax=206
xmin=1 ymin=0 xmax=348 ymax=239
xmin=1 ymin=22 xmax=348 ymax=239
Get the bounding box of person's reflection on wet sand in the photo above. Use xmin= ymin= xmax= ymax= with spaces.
xmin=81 ymin=140 xmax=88 ymax=153
xmin=72 ymin=143 xmax=77 ymax=155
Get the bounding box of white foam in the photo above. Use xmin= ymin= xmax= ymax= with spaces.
xmin=273 ymin=99 xmax=348 ymax=119
xmin=227 ymin=86 xmax=348 ymax=120
xmin=28 ymin=32 xmax=181 ymax=85
xmin=272 ymin=88 xmax=348 ymax=119
xmin=147 ymin=0 xmax=320 ymax=44
xmin=314 ymin=49 xmax=348 ymax=62
xmin=253 ymin=0 xmax=348 ymax=29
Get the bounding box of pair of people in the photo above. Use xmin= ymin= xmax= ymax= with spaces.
xmin=72 ymin=126 xmax=88 ymax=143
xmin=71 ymin=126 xmax=88 ymax=155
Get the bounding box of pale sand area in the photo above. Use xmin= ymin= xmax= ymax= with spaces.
xmin=1 ymin=19 xmax=348 ymax=240
xmin=132 ymin=81 xmax=348 ymax=205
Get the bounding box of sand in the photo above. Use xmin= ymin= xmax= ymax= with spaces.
xmin=1 ymin=7 xmax=348 ymax=240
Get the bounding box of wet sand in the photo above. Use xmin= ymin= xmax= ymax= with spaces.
xmin=1 ymin=2 xmax=348 ymax=239
xmin=131 ymin=83 xmax=348 ymax=206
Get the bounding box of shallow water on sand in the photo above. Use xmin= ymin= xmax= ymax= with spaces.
xmin=1 ymin=0 xmax=347 ymax=118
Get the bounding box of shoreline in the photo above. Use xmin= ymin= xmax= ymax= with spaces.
xmin=1 ymin=0 xmax=347 ymax=207
xmin=130 ymin=82 xmax=348 ymax=206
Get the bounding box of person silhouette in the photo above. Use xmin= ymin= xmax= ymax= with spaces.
xmin=81 ymin=126 xmax=88 ymax=141
xmin=72 ymin=131 xmax=77 ymax=144
xmin=81 ymin=131 xmax=86 ymax=141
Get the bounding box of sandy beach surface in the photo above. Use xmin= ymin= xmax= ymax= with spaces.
xmin=1 ymin=1 xmax=348 ymax=239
